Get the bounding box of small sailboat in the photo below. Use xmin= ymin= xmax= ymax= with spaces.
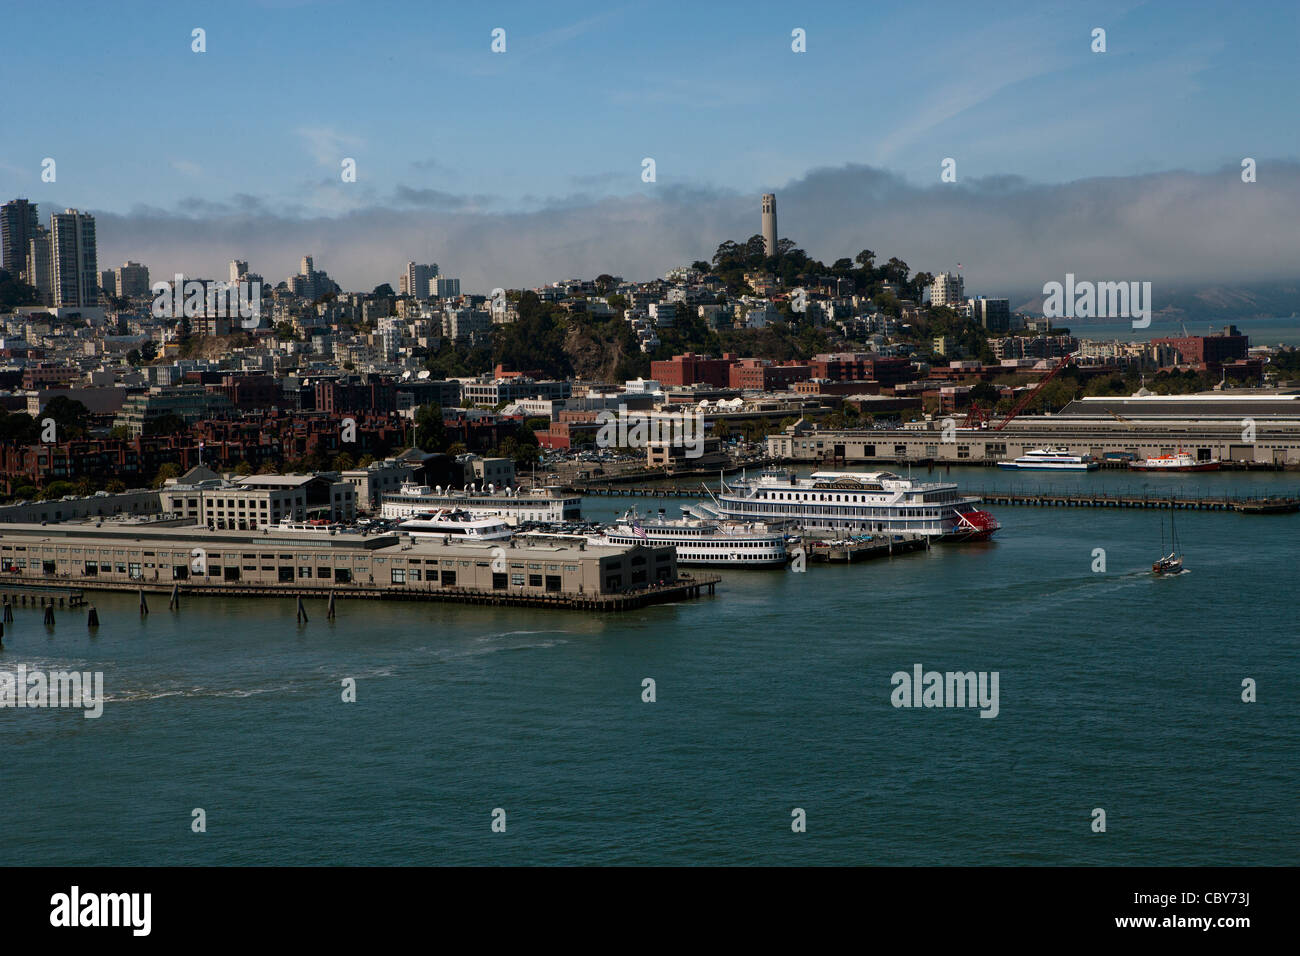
xmin=1152 ymin=512 xmax=1184 ymax=575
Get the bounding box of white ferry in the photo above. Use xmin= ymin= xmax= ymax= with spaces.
xmin=380 ymin=482 xmax=580 ymax=525
xmin=593 ymin=509 xmax=789 ymax=567
xmin=696 ymin=470 xmax=999 ymax=541
xmin=397 ymin=509 xmax=514 ymax=541
xmin=997 ymin=448 xmax=1098 ymax=471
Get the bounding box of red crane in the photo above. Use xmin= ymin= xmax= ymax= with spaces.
xmin=961 ymin=352 xmax=1076 ymax=430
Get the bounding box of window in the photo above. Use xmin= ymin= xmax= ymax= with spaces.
xmin=391 ymin=568 xmax=406 ymax=584
xmin=545 ymin=575 xmax=561 ymax=593
xmin=440 ymin=570 xmax=456 ymax=586
xmin=528 ymin=574 xmax=542 ymax=587
xmin=492 ymin=573 xmax=508 ymax=590
xmin=316 ymin=567 xmax=331 ymax=579
xmin=511 ymin=573 xmax=525 ymax=586
xmin=279 ymin=567 xmax=294 ymax=582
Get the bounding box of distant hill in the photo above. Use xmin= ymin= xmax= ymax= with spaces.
xmin=1014 ymin=280 xmax=1300 ymax=323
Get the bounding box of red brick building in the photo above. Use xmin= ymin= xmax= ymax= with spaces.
xmin=728 ymin=359 xmax=812 ymax=390
xmin=808 ymin=353 xmax=914 ymax=386
xmin=650 ymin=352 xmax=737 ymax=387
xmin=1152 ymin=326 xmax=1249 ymax=369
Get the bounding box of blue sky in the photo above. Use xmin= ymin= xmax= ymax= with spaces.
xmin=2 ymin=0 xmax=1298 ymax=293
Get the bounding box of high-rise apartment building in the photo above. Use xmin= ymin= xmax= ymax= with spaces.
xmin=26 ymin=226 xmax=52 ymax=305
xmin=402 ymin=261 xmax=439 ymax=299
xmin=1 ymin=199 xmax=39 ymax=279
xmin=230 ymin=259 xmax=248 ymax=284
xmin=116 ymin=261 xmax=151 ymax=298
xmin=929 ymin=272 xmax=965 ymax=308
xmin=50 ymin=209 xmax=98 ymax=308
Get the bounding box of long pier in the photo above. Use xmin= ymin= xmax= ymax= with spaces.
xmin=568 ymin=483 xmax=1300 ymax=514
xmin=7 ymin=574 xmax=721 ymax=613
xmin=967 ymin=490 xmax=1300 ymax=513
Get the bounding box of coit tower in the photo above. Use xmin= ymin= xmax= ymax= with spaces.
xmin=761 ymin=193 xmax=778 ymax=256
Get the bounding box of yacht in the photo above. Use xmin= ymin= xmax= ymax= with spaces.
xmin=593 ymin=508 xmax=789 ymax=567
xmin=997 ymin=448 xmax=1098 ymax=471
xmin=397 ymin=509 xmax=513 ymax=541
xmin=381 ymin=482 xmax=581 ymax=525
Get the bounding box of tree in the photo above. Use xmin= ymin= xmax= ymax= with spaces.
xmin=39 ymin=481 xmax=77 ymax=501
xmin=106 ymin=479 xmax=127 ymax=493
xmin=414 ymin=403 xmax=446 ymax=451
xmin=372 ymin=283 xmax=395 ymax=297
xmin=144 ymin=413 xmax=187 ymax=436
xmin=334 ymin=452 xmax=355 ymax=471
xmin=152 ymin=463 xmax=181 ymax=488
xmin=141 ymin=341 xmax=158 ymax=362
xmin=42 ymin=396 xmax=91 ymax=439
xmin=234 ymin=461 xmax=254 ymax=476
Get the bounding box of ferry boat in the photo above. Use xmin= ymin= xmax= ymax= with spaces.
xmin=1129 ymin=451 xmax=1220 ymax=472
xmin=592 ymin=508 xmax=789 ymax=567
xmin=397 ymin=509 xmax=513 ymax=541
xmin=695 ymin=469 xmax=999 ymax=542
xmin=380 ymin=482 xmax=581 ymax=525
xmin=997 ymin=448 xmax=1098 ymax=471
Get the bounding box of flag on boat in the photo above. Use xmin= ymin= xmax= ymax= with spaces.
xmin=632 ymin=522 xmax=647 ymax=539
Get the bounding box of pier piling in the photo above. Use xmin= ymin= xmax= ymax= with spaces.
xmin=43 ymin=605 xmax=54 ymax=627
xmin=2 ymin=598 xmax=11 ymax=623
xmin=296 ymin=594 xmax=308 ymax=623
xmin=87 ymin=606 xmax=99 ymax=629
xmin=326 ymin=592 xmax=336 ymax=620
xmin=169 ymin=583 xmax=180 ymax=611
xmin=139 ymin=589 xmax=148 ymax=616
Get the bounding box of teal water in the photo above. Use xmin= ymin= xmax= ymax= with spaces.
xmin=1 ymin=471 xmax=1295 ymax=866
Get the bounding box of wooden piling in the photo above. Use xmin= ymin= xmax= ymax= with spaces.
xmin=326 ymin=591 xmax=336 ymax=620
xmin=169 ymin=582 xmax=180 ymax=610
xmin=296 ymin=594 xmax=308 ymax=623
xmin=87 ymin=606 xmax=99 ymax=628
xmin=139 ymin=589 xmax=148 ymax=616
xmin=43 ymin=604 xmax=54 ymax=627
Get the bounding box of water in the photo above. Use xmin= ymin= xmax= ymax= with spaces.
xmin=1058 ymin=314 xmax=1300 ymax=346
xmin=1 ymin=472 xmax=1295 ymax=865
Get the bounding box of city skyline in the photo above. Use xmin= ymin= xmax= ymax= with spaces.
xmin=1 ymin=1 xmax=1298 ymax=296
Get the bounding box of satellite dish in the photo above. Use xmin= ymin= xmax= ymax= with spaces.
xmin=488 ymin=483 xmax=495 ymax=494
xmin=417 ymin=370 xmax=430 ymax=379
xmin=402 ymin=370 xmax=411 ymax=379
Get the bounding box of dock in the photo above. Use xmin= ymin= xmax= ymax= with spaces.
xmin=968 ymin=490 xmax=1300 ymax=513
xmin=804 ymin=534 xmax=929 ymax=562
xmin=19 ymin=574 xmax=721 ymax=613
xmin=0 ymin=586 xmax=87 ymax=608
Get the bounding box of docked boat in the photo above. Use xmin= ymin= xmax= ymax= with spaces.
xmin=997 ymin=447 xmax=1098 ymax=471
xmin=694 ymin=469 xmax=999 ymax=542
xmin=397 ymin=509 xmax=513 ymax=541
xmin=592 ymin=508 xmax=789 ymax=567
xmin=380 ymin=482 xmax=581 ymax=524
xmin=275 ymin=518 xmax=340 ymax=533
xmin=1129 ymin=451 xmax=1219 ymax=472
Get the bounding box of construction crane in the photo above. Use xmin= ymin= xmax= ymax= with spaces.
xmin=958 ymin=352 xmax=1076 ymax=430
xmin=993 ymin=351 xmax=1076 ymax=430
